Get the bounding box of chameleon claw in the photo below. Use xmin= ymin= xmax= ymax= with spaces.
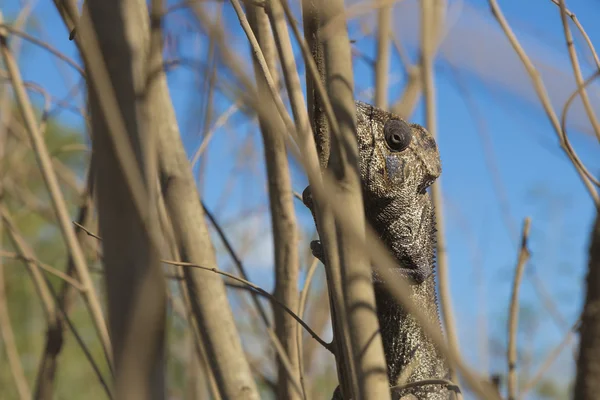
xmin=302 ymin=185 xmax=314 ymax=211
xmin=310 ymin=240 xmax=326 ymax=264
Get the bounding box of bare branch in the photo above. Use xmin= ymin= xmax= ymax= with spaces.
xmin=34 ymin=173 xmax=94 ymax=399
xmin=522 ymin=320 xmax=577 ymax=395
xmin=246 ymin=4 xmax=302 ymax=398
xmin=321 ymin=1 xmax=390 ymax=398
xmin=375 ymin=4 xmax=391 ymax=109
xmin=556 ymin=0 xmax=600 ymax=142
xmin=86 ymin=0 xmax=168 ymax=397
xmin=0 ymin=250 xmax=31 ymax=400
xmin=575 ymin=209 xmax=600 ymax=399
xmin=0 ymin=12 xmax=112 ymax=365
xmin=507 ymin=217 xmax=531 ymax=400
xmin=488 ymin=0 xmax=600 ymax=206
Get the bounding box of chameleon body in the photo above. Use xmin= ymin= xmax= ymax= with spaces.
xmin=303 ymin=101 xmax=451 ymax=399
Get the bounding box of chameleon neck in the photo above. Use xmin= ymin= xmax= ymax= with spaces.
xmin=366 ymin=200 xmax=450 ymax=398
xmin=374 ymin=279 xmax=449 ymax=399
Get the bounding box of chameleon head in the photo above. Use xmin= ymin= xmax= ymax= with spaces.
xmin=355 ymin=101 xmax=441 ymax=281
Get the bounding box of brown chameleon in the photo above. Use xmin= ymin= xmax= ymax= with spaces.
xmin=303 ymin=101 xmax=452 ymax=399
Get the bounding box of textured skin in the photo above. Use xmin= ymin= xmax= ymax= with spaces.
xmin=303 ymin=101 xmax=451 ymax=399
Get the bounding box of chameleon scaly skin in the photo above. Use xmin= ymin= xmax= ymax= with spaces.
xmin=303 ymin=101 xmax=451 ymax=399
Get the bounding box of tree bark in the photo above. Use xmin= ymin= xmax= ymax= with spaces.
xmin=247 ymin=4 xmax=301 ymax=400
xmin=320 ymin=2 xmax=391 ymax=399
xmin=575 ymin=209 xmax=600 ymax=399
xmin=148 ymin=5 xmax=262 ymax=400
xmin=87 ymin=1 xmax=167 ymax=398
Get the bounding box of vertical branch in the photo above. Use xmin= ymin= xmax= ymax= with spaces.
xmin=0 ymin=207 xmax=56 ymax=323
xmin=488 ymin=0 xmax=599 ymax=206
xmin=268 ymin=0 xmax=311 ymax=142
xmin=246 ymin=3 xmax=302 ymax=400
xmin=575 ymin=210 xmax=600 ymax=399
xmin=302 ymin=0 xmax=329 ymax=168
xmin=34 ymin=172 xmax=95 ymax=400
xmin=321 ymin=2 xmax=390 ymax=399
xmin=297 ymin=257 xmax=319 ymax=397
xmin=375 ymin=4 xmax=391 ymax=109
xmin=149 ymin=3 xmax=262 ymax=398
xmin=299 ymin=2 xmax=355 ymax=397
xmin=0 ymin=11 xmax=112 ymax=365
xmin=557 ymin=0 xmax=600 ymax=142
xmin=507 ymin=217 xmax=531 ymax=400
xmin=0 ymin=41 xmax=29 ymax=397
xmin=420 ymin=0 xmax=460 ymax=392
xmin=392 ymin=66 xmax=421 ymax=118
xmin=58 ymin=0 xmax=261 ymax=397
xmin=86 ymin=0 xmax=167 ymax=398
xmin=156 ymin=186 xmax=222 ymax=400
xmin=225 ymin=2 xmax=354 ymax=398
xmin=0 ymin=244 xmax=31 ymax=400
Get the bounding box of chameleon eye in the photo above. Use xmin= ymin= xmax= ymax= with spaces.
xmin=383 ymin=119 xmax=412 ymax=152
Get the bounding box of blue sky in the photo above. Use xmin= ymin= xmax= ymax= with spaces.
xmin=6 ymin=0 xmax=600 ymax=395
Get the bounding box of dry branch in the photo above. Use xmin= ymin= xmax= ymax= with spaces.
xmin=556 ymin=0 xmax=600 ymax=143
xmin=302 ymin=0 xmax=329 ymax=168
xmin=420 ymin=2 xmax=461 ymax=397
xmin=0 ymin=239 xmax=31 ymax=400
xmin=86 ymin=0 xmax=167 ymax=397
xmin=320 ymin=1 xmax=390 ymax=398
xmin=247 ymin=4 xmax=302 ymax=398
xmin=375 ymin=3 xmax=391 ymax=109
xmin=148 ymin=3 xmax=262 ymax=397
xmin=34 ymin=178 xmax=95 ymax=400
xmin=157 ymin=186 xmax=222 ymax=400
xmin=575 ymin=209 xmax=600 ymax=399
xmin=507 ymin=218 xmax=531 ymax=400
xmin=488 ymin=0 xmax=600 ymax=206
xmin=0 ymin=11 xmax=112 ymax=366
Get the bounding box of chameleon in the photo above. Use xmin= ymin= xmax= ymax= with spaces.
xmin=302 ymin=101 xmax=452 ymax=399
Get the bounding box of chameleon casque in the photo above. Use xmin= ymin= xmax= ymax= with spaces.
xmin=302 ymin=101 xmax=451 ymax=399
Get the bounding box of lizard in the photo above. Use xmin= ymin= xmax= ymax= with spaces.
xmin=302 ymin=101 xmax=452 ymax=399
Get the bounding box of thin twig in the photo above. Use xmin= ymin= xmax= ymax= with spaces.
xmin=1 ymin=204 xmax=111 ymax=399
xmin=34 ymin=168 xmax=97 ymax=399
xmin=375 ymin=3 xmax=392 ymax=109
xmin=72 ymin=215 xmax=333 ymax=354
xmin=203 ymin=199 xmax=303 ymax=398
xmin=507 ymin=217 xmax=532 ymax=400
xmin=560 ymin=71 xmax=600 ymax=187
xmin=201 ymin=201 xmax=271 ymax=324
xmin=0 ymin=253 xmax=31 ymax=400
xmin=297 ymin=257 xmax=319 ymax=400
xmin=0 ymin=250 xmax=84 ymax=291
xmin=281 ymin=0 xmax=340 ymax=140
xmin=161 ymin=259 xmax=332 ymax=352
xmin=488 ymin=0 xmax=599 ymax=206
xmin=0 ymin=23 xmax=85 ymax=76
xmin=556 ymin=0 xmax=600 ymax=142
xmin=249 ymin=3 xmax=303 ymax=398
xmin=191 ymin=101 xmax=239 ymax=169
xmin=421 ymin=2 xmax=461 ymax=397
xmin=548 ymin=0 xmax=600 ymax=70
xmin=520 ymin=320 xmax=577 ymax=395
xmin=156 ymin=183 xmax=222 ymax=400
xmin=1 ymin=205 xmax=56 ymax=321
xmin=0 ymin=12 xmax=112 ymax=364
xmin=42 ymin=273 xmax=113 ymax=398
